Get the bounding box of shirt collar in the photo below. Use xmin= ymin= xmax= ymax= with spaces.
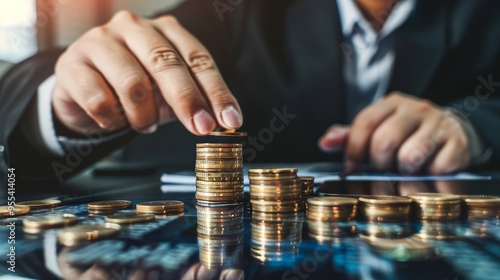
xmin=337 ymin=0 xmax=416 ymax=40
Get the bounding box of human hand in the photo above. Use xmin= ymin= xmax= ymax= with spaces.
xmin=52 ymin=11 xmax=242 ymax=136
xmin=318 ymin=92 xmax=472 ymax=174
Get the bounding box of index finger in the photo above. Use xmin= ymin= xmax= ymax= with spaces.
xmin=153 ymin=15 xmax=243 ymax=129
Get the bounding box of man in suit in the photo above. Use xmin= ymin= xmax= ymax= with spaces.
xmin=1 ymin=0 xmax=499 ymax=187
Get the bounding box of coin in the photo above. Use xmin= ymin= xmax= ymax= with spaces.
xmin=17 ymin=199 xmax=61 ymax=210
xmin=23 ymin=213 xmax=78 ymax=233
xmin=248 ymin=168 xmax=298 ymax=175
xmin=408 ymin=193 xmax=462 ymax=221
xmin=0 ymin=205 xmax=30 ymax=217
xmin=87 ymin=200 xmax=131 ymax=210
xmin=196 ymin=143 xmax=242 ymax=148
xmin=359 ymin=196 xmax=413 ymax=222
xmin=58 ymin=223 xmax=121 ymax=246
xmin=307 ymin=197 xmax=358 ymax=206
xmin=136 ymin=200 xmax=184 ymax=212
xmin=207 ymin=131 xmax=247 ymax=137
xmin=105 ymin=213 xmax=156 ymax=224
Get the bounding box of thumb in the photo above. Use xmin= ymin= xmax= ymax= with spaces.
xmin=318 ymin=125 xmax=350 ymax=153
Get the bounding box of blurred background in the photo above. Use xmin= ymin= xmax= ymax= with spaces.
xmin=0 ymin=0 xmax=184 ymax=63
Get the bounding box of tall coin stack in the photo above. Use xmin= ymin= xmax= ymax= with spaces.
xmin=197 ymin=203 xmax=244 ymax=270
xmin=249 ymin=168 xmax=303 ymax=213
xmin=195 ymin=143 xmax=244 ymax=205
xmin=408 ymin=193 xmax=461 ymax=221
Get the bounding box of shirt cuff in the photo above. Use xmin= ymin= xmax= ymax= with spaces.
xmin=37 ymin=75 xmax=65 ymax=157
xmin=38 ymin=75 xmax=134 ymax=155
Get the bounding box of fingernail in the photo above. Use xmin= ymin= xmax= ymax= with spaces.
xmin=141 ymin=124 xmax=157 ymax=134
xmin=325 ymin=127 xmax=349 ymax=138
xmin=221 ymin=105 xmax=243 ymax=128
xmin=194 ymin=109 xmax=216 ymax=135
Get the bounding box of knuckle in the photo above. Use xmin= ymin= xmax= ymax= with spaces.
xmin=208 ymin=87 xmax=234 ymax=106
xmin=120 ymin=74 xmax=149 ymax=102
xmin=155 ymin=14 xmax=179 ymax=26
xmin=372 ymin=132 xmax=396 ymax=156
xmin=188 ymin=51 xmax=216 ymax=74
xmin=85 ymin=95 xmax=112 ymax=117
xmin=149 ymin=47 xmax=183 ymax=73
xmin=111 ymin=10 xmax=138 ymax=23
xmin=87 ymin=26 xmax=110 ymax=40
xmin=175 ymin=87 xmax=199 ymax=104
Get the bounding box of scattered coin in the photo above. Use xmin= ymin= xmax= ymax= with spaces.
xmin=0 ymin=205 xmax=30 ymax=217
xmin=58 ymin=223 xmax=121 ymax=247
xmin=17 ymin=199 xmax=61 ymax=210
xmin=87 ymin=200 xmax=131 ymax=210
xmin=136 ymin=200 xmax=184 ymax=214
xmin=23 ymin=213 xmax=78 ymax=233
xmin=105 ymin=213 xmax=156 ymax=224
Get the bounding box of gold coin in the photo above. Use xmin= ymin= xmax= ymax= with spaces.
xmin=248 ymin=168 xmax=298 ymax=174
xmin=196 ymin=143 xmax=242 ymax=148
xmin=23 ymin=213 xmax=78 ymax=231
xmin=408 ymin=193 xmax=461 ymax=203
xmin=87 ymin=200 xmax=131 ymax=210
xmin=105 ymin=213 xmax=155 ymax=224
xmin=307 ymin=197 xmax=358 ymax=206
xmin=0 ymin=205 xmax=30 ymax=217
xmin=359 ymin=196 xmax=413 ymax=204
xmin=196 ymin=194 xmax=244 ymax=201
xmin=58 ymin=223 xmax=121 ymax=246
xmin=17 ymin=199 xmax=61 ymax=210
xmin=196 ymin=152 xmax=243 ymax=158
xmin=207 ymin=131 xmax=247 ymax=137
xmin=196 ymin=191 xmax=244 ymax=197
xmin=464 ymin=195 xmax=500 ymax=205
xmin=136 ymin=200 xmax=184 ymax=211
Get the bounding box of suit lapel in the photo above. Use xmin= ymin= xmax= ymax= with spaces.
xmin=285 ymin=0 xmax=347 ymax=130
xmin=387 ymin=1 xmax=447 ymax=97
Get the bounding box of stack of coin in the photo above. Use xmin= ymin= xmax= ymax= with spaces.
xmin=307 ymin=197 xmax=358 ymax=221
xmin=249 ymin=168 xmax=303 ymax=213
xmin=58 ymin=223 xmax=122 ymax=247
xmin=18 ymin=199 xmax=61 ymax=210
xmin=300 ymin=176 xmax=315 ymax=201
xmin=136 ymin=200 xmax=184 ymax=215
xmin=23 ymin=213 xmax=78 ymax=234
xmin=197 ymin=203 xmax=244 ymax=269
xmin=408 ymin=193 xmax=461 ymax=221
xmin=195 ymin=143 xmax=244 ymax=204
xmin=463 ymin=195 xmax=500 ymax=220
xmin=251 ymin=212 xmax=302 ymax=262
xmin=87 ymin=200 xmax=131 ymax=215
xmin=359 ymin=196 xmax=413 ymax=222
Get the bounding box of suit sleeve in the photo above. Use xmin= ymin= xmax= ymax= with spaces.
xmin=0 ymin=0 xmax=242 ymax=188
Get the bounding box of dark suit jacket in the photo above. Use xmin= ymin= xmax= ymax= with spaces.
xmin=1 ymin=0 xmax=499 ymax=188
